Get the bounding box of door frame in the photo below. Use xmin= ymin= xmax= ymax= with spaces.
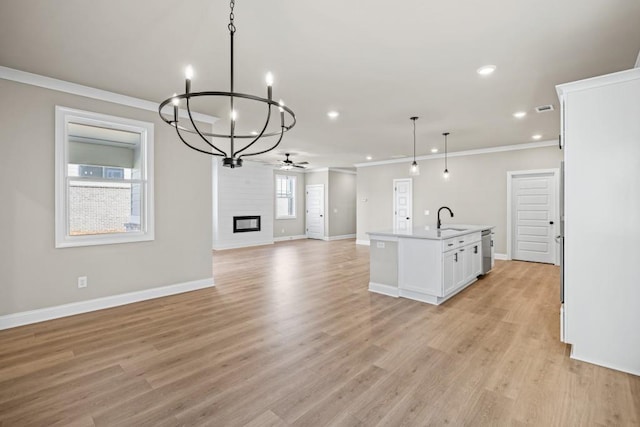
xmin=392 ymin=178 xmax=413 ymax=231
xmin=305 ymin=184 xmax=325 ymax=239
xmin=506 ymin=168 xmax=560 ymax=265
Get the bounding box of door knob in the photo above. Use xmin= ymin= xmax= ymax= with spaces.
xmin=406 ymin=217 xmax=410 ymax=220
xmin=549 ymin=221 xmax=554 ymax=225
xmin=320 ymin=214 xmax=323 ymax=217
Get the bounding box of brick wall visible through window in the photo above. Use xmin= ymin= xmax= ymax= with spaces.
xmin=69 ymin=184 xmax=133 ymax=235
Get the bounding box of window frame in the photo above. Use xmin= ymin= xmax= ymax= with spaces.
xmin=275 ymin=174 xmax=297 ymax=220
xmin=55 ymin=106 xmax=155 ymax=248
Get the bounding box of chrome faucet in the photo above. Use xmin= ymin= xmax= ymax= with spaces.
xmin=437 ymin=206 xmax=454 ymax=229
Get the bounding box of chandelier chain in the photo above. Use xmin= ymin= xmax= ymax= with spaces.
xmin=228 ymin=0 xmax=236 ymax=33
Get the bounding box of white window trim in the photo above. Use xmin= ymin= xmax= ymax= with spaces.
xmin=275 ymin=174 xmax=296 ymax=220
xmin=55 ymin=106 xmax=155 ymax=248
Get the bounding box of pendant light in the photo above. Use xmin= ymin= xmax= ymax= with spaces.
xmin=158 ymin=0 xmax=296 ymax=168
xmin=409 ymin=117 xmax=420 ymax=176
xmin=443 ymin=132 xmax=450 ymax=180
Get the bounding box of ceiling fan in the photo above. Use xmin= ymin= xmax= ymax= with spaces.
xmin=276 ymin=153 xmax=308 ymax=170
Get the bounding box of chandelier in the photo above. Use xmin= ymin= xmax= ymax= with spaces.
xmin=158 ymin=0 xmax=296 ymax=168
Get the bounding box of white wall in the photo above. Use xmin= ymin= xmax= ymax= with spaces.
xmin=0 ymin=78 xmax=213 ymax=317
xmin=212 ymin=159 xmax=274 ymax=249
xmin=356 ymin=145 xmax=563 ymax=254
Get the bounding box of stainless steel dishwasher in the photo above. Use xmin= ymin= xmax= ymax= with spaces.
xmin=481 ymin=229 xmax=494 ymax=274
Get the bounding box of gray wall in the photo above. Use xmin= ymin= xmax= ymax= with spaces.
xmin=356 ymin=146 xmax=562 ymax=253
xmin=0 ymin=79 xmax=213 ymax=316
xmin=273 ymin=170 xmax=306 ymax=238
xmin=328 ymin=171 xmax=356 ymax=237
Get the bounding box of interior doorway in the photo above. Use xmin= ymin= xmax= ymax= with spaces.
xmin=507 ymin=169 xmax=559 ymax=264
xmin=393 ymin=178 xmax=413 ymax=232
xmin=305 ymin=184 xmax=325 ymax=239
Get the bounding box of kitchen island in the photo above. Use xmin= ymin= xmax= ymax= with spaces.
xmin=368 ymin=225 xmax=494 ymax=305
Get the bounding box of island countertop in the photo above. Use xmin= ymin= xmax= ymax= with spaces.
xmin=367 ymin=224 xmax=494 ymax=241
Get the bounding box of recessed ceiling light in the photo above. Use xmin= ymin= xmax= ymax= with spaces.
xmin=366 ymin=155 xmax=372 ymax=160
xmin=250 ymin=130 xmax=258 ymax=135
xmin=532 ymin=134 xmax=542 ymax=140
xmin=431 ymin=148 xmax=438 ymax=153
xmin=477 ymin=65 xmax=496 ymax=76
xmin=513 ymin=111 xmax=527 ymax=119
xmin=327 ymin=111 xmax=339 ymax=119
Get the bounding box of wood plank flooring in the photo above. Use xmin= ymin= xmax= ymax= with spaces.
xmin=1 ymin=239 xmax=639 ymax=426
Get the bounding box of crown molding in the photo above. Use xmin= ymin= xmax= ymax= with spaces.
xmin=354 ymin=140 xmax=557 ymax=168
xmin=305 ymin=167 xmax=357 ymax=175
xmin=556 ymin=67 xmax=640 ymax=99
xmin=0 ymin=66 xmax=217 ymax=124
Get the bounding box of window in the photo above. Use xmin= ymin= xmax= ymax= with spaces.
xmin=275 ymin=174 xmax=296 ymax=219
xmin=55 ymin=106 xmax=154 ymax=247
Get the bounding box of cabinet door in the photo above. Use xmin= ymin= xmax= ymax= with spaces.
xmin=460 ymin=246 xmax=473 ymax=285
xmin=443 ymin=251 xmax=456 ymax=295
xmin=471 ymin=243 xmax=482 ymax=277
xmin=454 ymin=249 xmax=465 ymax=289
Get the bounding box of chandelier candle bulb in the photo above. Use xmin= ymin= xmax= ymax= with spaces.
xmin=265 ymin=72 xmax=274 ymax=87
xmin=185 ymin=65 xmax=193 ymax=94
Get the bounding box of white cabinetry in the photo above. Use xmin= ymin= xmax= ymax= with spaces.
xmin=556 ymin=67 xmax=640 ymax=375
xmin=399 ymin=230 xmax=482 ymax=305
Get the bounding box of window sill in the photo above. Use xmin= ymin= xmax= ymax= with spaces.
xmin=55 ymin=232 xmax=154 ymax=248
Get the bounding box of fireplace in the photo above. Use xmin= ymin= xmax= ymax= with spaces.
xmin=233 ymin=216 xmax=261 ymax=233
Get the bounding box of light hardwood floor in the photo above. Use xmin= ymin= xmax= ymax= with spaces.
xmin=0 ymin=239 xmax=638 ymax=426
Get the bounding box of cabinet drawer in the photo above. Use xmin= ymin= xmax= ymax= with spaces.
xmin=443 ymin=232 xmax=481 ymax=251
xmin=443 ymin=237 xmax=459 ymax=251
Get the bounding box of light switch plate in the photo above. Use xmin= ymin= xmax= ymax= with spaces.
xmin=424 ymin=210 xmax=430 ymax=215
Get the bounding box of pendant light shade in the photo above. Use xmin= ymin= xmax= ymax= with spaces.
xmin=443 ymin=132 xmax=450 ymax=180
xmin=409 ymin=117 xmax=420 ymax=176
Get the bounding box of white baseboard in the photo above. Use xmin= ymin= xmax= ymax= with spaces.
xmin=369 ymin=282 xmax=399 ymax=297
xmin=355 ymin=239 xmax=370 ymax=246
xmin=0 ymin=278 xmax=214 ymax=330
xmin=274 ymin=235 xmax=307 ymax=242
xmin=570 ymin=346 xmax=640 ymax=377
xmin=213 ymin=239 xmax=274 ymax=250
xmin=325 ymin=234 xmax=356 ymax=241
xmin=495 ymin=253 xmax=508 ymax=260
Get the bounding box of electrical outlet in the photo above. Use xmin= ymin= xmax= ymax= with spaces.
xmin=77 ymin=276 xmax=87 ymax=288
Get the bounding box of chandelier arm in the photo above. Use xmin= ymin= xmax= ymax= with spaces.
xmin=185 ymin=97 xmax=227 ymax=156
xmin=175 ymin=124 xmax=223 ymax=157
xmin=234 ymin=104 xmax=273 ymax=156
xmin=240 ymin=124 xmax=285 ymax=158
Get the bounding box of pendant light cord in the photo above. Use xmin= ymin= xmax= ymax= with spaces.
xmin=411 ymin=116 xmax=419 ymax=162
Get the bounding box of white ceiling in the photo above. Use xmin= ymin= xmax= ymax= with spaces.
xmin=1 ymin=0 xmax=639 ymax=168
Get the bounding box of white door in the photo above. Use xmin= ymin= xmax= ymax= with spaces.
xmin=306 ymin=184 xmax=325 ymax=240
xmin=393 ymin=179 xmax=413 ymax=232
xmin=511 ymin=172 xmax=557 ymax=264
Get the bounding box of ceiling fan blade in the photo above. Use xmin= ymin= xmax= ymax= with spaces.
xmin=293 ymin=164 xmax=307 ymax=169
xmin=297 ymin=161 xmax=309 ymax=165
